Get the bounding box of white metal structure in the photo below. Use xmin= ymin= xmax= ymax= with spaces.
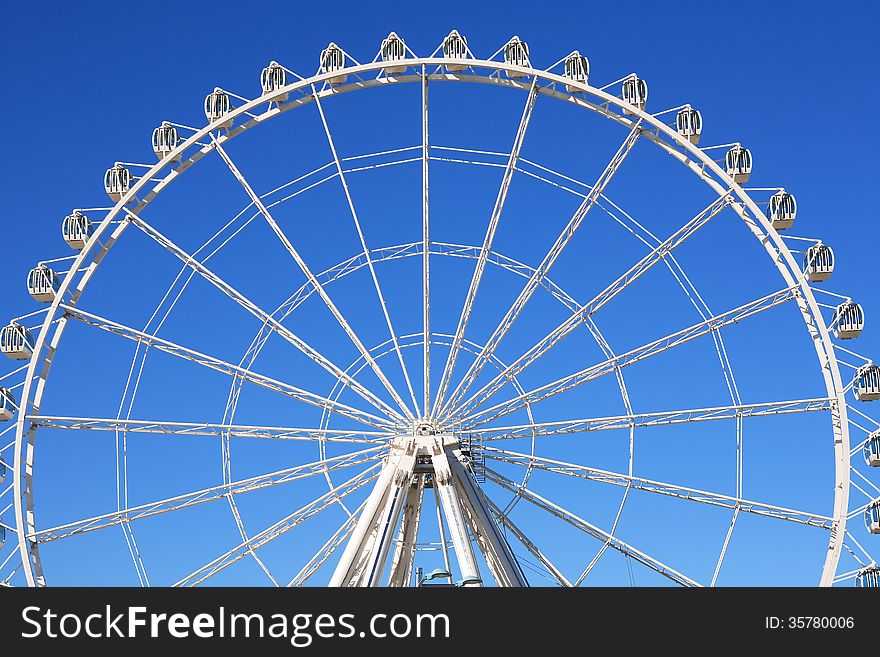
xmin=26 ymin=265 xmax=58 ymax=303
xmin=0 ymin=32 xmax=877 ymax=588
xmin=61 ymin=210 xmax=92 ymax=250
xmin=804 ymin=243 xmax=834 ymax=282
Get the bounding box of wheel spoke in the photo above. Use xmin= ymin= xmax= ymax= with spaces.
xmin=486 ymin=448 xmax=834 ymax=528
xmin=450 ymin=192 xmax=732 ymax=420
xmin=211 ymin=138 xmax=414 ymax=420
xmin=473 ymin=398 xmax=833 ymax=441
xmin=29 ymin=447 xmax=385 ymax=544
xmin=421 ymin=69 xmax=431 ymax=417
xmin=127 ymin=212 xmax=405 ymax=424
xmin=485 ymin=467 xmax=700 ymax=586
xmin=463 ymin=286 xmax=798 ymax=428
xmin=313 ymin=86 xmax=420 ymax=417
xmin=441 ymin=119 xmax=646 ymax=418
xmin=432 ymin=78 xmax=540 ymax=416
xmin=174 ymin=464 xmax=381 ymax=586
xmin=61 ymin=304 xmax=394 ymax=430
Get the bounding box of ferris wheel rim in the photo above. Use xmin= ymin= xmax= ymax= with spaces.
xmin=10 ymin=53 xmax=851 ymax=586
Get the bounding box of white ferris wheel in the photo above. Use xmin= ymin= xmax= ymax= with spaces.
xmin=0 ymin=31 xmax=878 ymax=587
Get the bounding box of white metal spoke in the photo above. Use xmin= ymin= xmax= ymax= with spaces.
xmin=313 ymin=87 xmax=420 ymax=417
xmin=451 ymin=193 xmax=732 ymax=420
xmin=30 ymin=447 xmax=384 ymax=544
xmin=485 ymin=496 xmax=572 ymax=587
xmin=286 ymin=500 xmax=366 ymax=587
xmin=211 ymin=138 xmax=414 ymax=420
xmin=464 ymin=286 xmax=798 ymax=427
xmin=485 ymin=468 xmax=700 ymax=586
xmin=61 ymin=304 xmax=393 ymax=430
xmin=175 ymin=464 xmax=381 ymax=587
xmin=473 ymin=398 xmax=833 ymax=441
xmin=486 ymin=448 xmax=833 ymax=528
xmin=128 ymin=212 xmax=404 ymax=424
xmin=27 ymin=415 xmax=390 ymax=444
xmin=422 ymin=69 xmax=431 ymax=417
xmin=441 ymin=119 xmax=645 ymax=418
xmin=432 ymin=78 xmax=539 ymax=416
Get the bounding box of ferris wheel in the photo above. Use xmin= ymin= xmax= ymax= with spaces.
xmin=0 ymin=30 xmax=878 ymax=588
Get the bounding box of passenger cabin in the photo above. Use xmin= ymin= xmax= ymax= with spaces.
xmin=866 ymin=500 xmax=880 ymax=534
xmin=320 ymin=43 xmax=347 ymax=84
xmin=0 ymin=387 xmax=16 ymax=421
xmin=62 ymin=211 xmax=92 ymax=251
xmin=104 ymin=163 xmax=132 ymax=202
xmin=204 ymin=88 xmax=233 ymax=128
xmin=0 ymin=323 xmax=33 ymax=360
xmin=563 ymin=52 xmax=589 ymax=92
xmin=151 ymin=122 xmax=180 ymax=161
xmin=856 ymin=565 xmax=880 ymax=587
xmin=27 ymin=265 xmax=59 ymax=303
xmin=834 ymin=301 xmax=864 ymax=340
xmin=503 ymin=36 xmax=529 ymax=78
xmin=804 ymin=243 xmax=834 ymax=282
xmin=768 ymin=190 xmax=797 ymax=230
xmin=676 ymin=107 xmax=702 ymax=145
xmin=864 ymin=430 xmax=880 ymax=467
xmin=855 ymin=364 xmax=880 ymax=402
xmin=622 ymin=76 xmax=648 ymax=114
xmin=261 ymin=61 xmax=288 ymax=101
xmin=442 ymin=30 xmax=468 ymax=72
xmin=725 ymin=144 xmax=752 ymax=184
xmin=381 ymin=33 xmax=407 ymax=74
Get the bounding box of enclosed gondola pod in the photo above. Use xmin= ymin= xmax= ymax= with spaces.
xmin=204 ymin=88 xmax=233 ymax=128
xmin=856 ymin=565 xmax=880 ymax=587
xmin=866 ymin=500 xmax=880 ymax=534
xmin=725 ymin=144 xmax=752 ymax=184
xmin=803 ymin=243 xmax=834 ymax=282
xmin=151 ymin=122 xmax=180 ymax=162
xmin=27 ymin=265 xmax=59 ymax=303
xmin=563 ymin=51 xmax=589 ymax=92
xmin=0 ymin=387 xmax=16 ymax=422
xmin=767 ymin=190 xmax=796 ymax=230
xmin=320 ymin=43 xmax=348 ymax=84
xmin=864 ymin=430 xmax=880 ymax=467
xmin=62 ymin=210 xmax=92 ymax=251
xmin=503 ymin=36 xmax=529 ymax=78
xmin=381 ymin=33 xmax=407 ymax=75
xmin=834 ymin=301 xmax=864 ymax=340
xmin=104 ymin=163 xmax=132 ymax=202
xmin=855 ymin=364 xmax=880 ymax=402
xmin=442 ymin=30 xmax=468 ymax=72
xmin=0 ymin=322 xmax=33 ymax=360
xmin=260 ymin=62 xmax=288 ymax=101
xmin=621 ymin=76 xmax=648 ymax=114
xmin=676 ymin=107 xmax=702 ymax=145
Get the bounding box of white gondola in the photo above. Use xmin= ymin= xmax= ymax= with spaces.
xmin=62 ymin=210 xmax=92 ymax=251
xmin=320 ymin=43 xmax=347 ymax=84
xmin=563 ymin=51 xmax=589 ymax=92
xmin=0 ymin=525 xmax=4 ymax=550
xmin=151 ymin=122 xmax=180 ymax=161
xmin=104 ymin=163 xmax=132 ymax=202
xmin=865 ymin=430 xmax=880 ymax=467
xmin=381 ymin=33 xmax=407 ymax=74
xmin=803 ymin=243 xmax=834 ymax=282
xmin=856 ymin=565 xmax=880 ymax=587
xmin=621 ymin=75 xmax=648 ymax=114
xmin=0 ymin=387 xmax=16 ymax=421
xmin=260 ymin=61 xmax=288 ymax=101
xmin=725 ymin=144 xmax=752 ymax=184
xmin=767 ymin=190 xmax=797 ymax=229
xmin=676 ymin=107 xmax=702 ymax=145
xmin=0 ymin=322 xmax=33 ymax=360
xmin=204 ymin=88 xmax=233 ymax=128
xmin=442 ymin=30 xmax=468 ymax=72
xmin=866 ymin=500 xmax=880 ymax=534
xmin=27 ymin=265 xmax=59 ymax=303
xmin=0 ymin=458 xmax=5 ymax=483
xmin=855 ymin=364 xmax=880 ymax=402
xmin=503 ymin=36 xmax=529 ymax=78
xmin=834 ymin=301 xmax=864 ymax=340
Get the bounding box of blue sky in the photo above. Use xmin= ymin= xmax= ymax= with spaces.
xmin=0 ymin=1 xmax=878 ymax=586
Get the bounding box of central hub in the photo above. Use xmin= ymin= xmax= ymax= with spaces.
xmin=415 ymin=421 xmax=435 ymax=437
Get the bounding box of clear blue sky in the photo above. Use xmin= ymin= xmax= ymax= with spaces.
xmin=0 ymin=1 xmax=877 ymax=586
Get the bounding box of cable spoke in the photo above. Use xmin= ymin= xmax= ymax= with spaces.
xmin=211 ymin=137 xmax=414 ymax=420
xmin=27 ymin=415 xmax=390 ymax=444
xmin=473 ymin=398 xmax=833 ymax=441
xmin=313 ymin=87 xmax=420 ymax=417
xmin=441 ymin=119 xmax=646 ymax=418
xmin=486 ymin=448 xmax=833 ymax=528
xmin=174 ymin=464 xmax=380 ymax=587
xmin=421 ymin=69 xmax=431 ymax=417
xmin=432 ymin=78 xmax=540 ymax=416
xmin=29 ymin=447 xmax=385 ymax=544
xmin=127 ymin=212 xmax=404 ymax=424
xmin=485 ymin=468 xmax=699 ymax=586
xmin=464 ymin=286 xmax=798 ymax=428
xmin=61 ymin=304 xmax=393 ymax=430
xmin=451 ymin=193 xmax=732 ymax=420
xmin=286 ymin=500 xmax=365 ymax=587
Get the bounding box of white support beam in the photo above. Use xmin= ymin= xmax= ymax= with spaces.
xmin=387 ymin=475 xmax=425 ymax=587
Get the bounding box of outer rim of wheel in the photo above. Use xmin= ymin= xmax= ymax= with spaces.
xmin=12 ymin=56 xmax=850 ymax=586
